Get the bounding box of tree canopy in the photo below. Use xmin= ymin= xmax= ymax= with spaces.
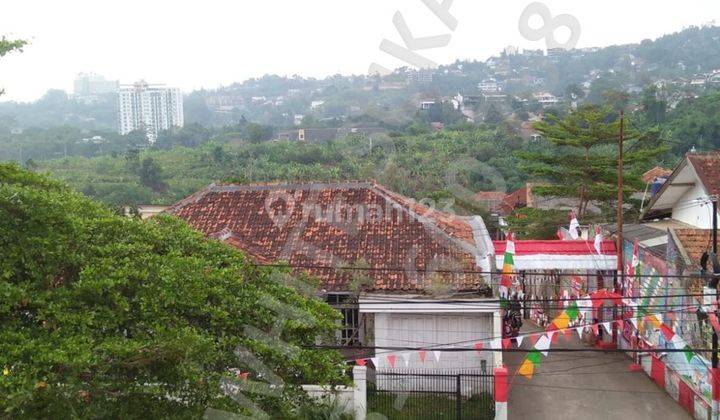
xmin=516 ymin=105 xmax=665 ymax=217
xmin=0 ymin=164 xmax=345 ymax=418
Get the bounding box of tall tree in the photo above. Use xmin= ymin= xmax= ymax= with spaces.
xmin=516 ymin=105 xmax=664 ymax=217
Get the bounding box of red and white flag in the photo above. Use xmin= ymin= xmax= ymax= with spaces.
xmin=569 ymin=210 xmax=580 ymax=240
xmin=593 ymin=226 xmax=603 ymax=255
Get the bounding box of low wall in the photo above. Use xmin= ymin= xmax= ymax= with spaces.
xmin=640 ymin=354 xmax=711 ymax=420
xmin=302 ymin=365 xmax=367 ymax=419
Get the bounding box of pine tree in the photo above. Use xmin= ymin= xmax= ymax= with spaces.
xmin=516 ymin=105 xmax=665 ymax=217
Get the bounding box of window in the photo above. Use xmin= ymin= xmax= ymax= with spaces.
xmin=325 ymin=293 xmax=360 ymax=346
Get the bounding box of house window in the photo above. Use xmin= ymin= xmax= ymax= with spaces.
xmin=326 ymin=293 xmax=360 ymax=346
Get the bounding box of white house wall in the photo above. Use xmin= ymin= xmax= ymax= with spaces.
xmin=672 ymin=181 xmax=715 ymax=228
xmin=374 ymin=312 xmax=495 ymax=373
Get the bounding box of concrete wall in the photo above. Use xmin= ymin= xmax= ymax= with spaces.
xmin=302 ymin=365 xmax=367 ymax=419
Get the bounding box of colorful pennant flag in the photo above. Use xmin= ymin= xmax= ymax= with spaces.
xmin=401 ymin=352 xmax=410 ymax=367
xmin=518 ymin=359 xmax=535 ymax=378
xmin=516 ymin=335 xmax=524 ymax=347
xmin=419 ymin=351 xmax=427 ymax=364
xmin=535 ymin=334 xmax=551 ymax=356
xmin=387 ymin=355 xmax=396 ymax=368
xmin=433 ymin=351 xmax=442 ymax=362
xmin=371 ymin=357 xmax=378 ymax=367
xmin=500 ymin=232 xmax=515 ymax=297
xmin=355 ymin=358 xmax=367 ymax=366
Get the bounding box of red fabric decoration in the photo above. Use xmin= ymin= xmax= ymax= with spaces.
xmin=550 ymin=330 xmax=559 ymax=344
xmin=709 ymin=314 xmax=720 ymax=335
xmin=502 ymin=338 xmax=511 ymax=349
xmin=387 ymin=355 xmax=396 ymax=368
xmin=678 ymin=379 xmax=693 ymax=414
xmin=660 ymin=324 xmax=675 ymax=341
xmin=529 ymin=333 xmax=540 ymax=346
xmin=355 ymin=359 xmax=367 ymax=366
xmin=591 ymin=324 xmax=599 ymax=336
xmin=474 ymin=342 xmax=484 ymax=351
xmin=651 ymin=356 xmax=665 ymax=388
xmin=419 ymin=351 xmax=427 ymax=364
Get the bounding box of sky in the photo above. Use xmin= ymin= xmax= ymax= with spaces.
xmin=0 ymin=0 xmax=719 ymax=102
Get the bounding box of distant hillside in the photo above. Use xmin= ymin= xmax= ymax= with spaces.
xmin=1 ymin=25 xmax=719 ymax=131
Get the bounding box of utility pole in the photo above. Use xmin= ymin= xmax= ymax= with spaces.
xmin=713 ymin=198 xmax=718 ymax=420
xmin=611 ymin=111 xmax=625 ymax=346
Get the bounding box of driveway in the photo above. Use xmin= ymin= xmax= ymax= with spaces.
xmin=504 ymin=324 xmax=691 ymax=420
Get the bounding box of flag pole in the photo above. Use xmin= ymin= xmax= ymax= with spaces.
xmin=614 ymin=111 xmax=625 ymax=346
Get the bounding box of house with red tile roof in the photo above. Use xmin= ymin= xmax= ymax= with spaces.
xmin=168 ymin=181 xmax=501 ymax=370
xmin=603 ymin=152 xmax=720 ymax=407
xmin=642 ymin=152 xmax=720 ymax=229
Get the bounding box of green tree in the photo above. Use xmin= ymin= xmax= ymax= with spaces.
xmin=484 ymin=104 xmax=503 ymax=125
xmin=641 ymin=85 xmax=667 ymax=125
xmin=516 ymin=105 xmax=664 ymax=217
xmin=137 ymin=156 xmax=167 ymax=192
xmin=0 ymin=164 xmax=345 ymax=418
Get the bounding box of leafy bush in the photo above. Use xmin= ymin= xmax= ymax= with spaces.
xmin=0 ymin=164 xmax=345 ymax=418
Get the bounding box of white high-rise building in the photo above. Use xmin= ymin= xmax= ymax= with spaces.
xmin=117 ymin=80 xmax=184 ymax=142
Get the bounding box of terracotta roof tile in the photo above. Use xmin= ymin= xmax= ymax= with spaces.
xmin=675 ymin=228 xmax=713 ymax=270
xmin=168 ymin=181 xmax=488 ymax=293
xmin=688 ymin=152 xmax=720 ymax=196
xmin=641 ymin=166 xmax=672 ymax=184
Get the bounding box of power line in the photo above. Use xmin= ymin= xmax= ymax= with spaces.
xmin=251 ymin=261 xmax=709 ymax=280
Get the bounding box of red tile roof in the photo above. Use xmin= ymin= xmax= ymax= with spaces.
xmin=641 ymin=166 xmax=672 ymax=184
xmin=687 ymin=152 xmax=720 ymax=196
xmin=674 ymin=229 xmax=713 ymax=270
xmin=498 ymin=186 xmax=529 ymax=215
xmin=168 ymin=181 xmax=489 ymax=293
xmin=474 ymin=191 xmax=507 ymax=211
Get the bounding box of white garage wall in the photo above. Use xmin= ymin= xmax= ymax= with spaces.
xmin=374 ymin=313 xmax=494 ymax=372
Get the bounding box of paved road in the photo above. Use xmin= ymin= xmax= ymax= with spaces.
xmin=504 ymin=324 xmax=691 ymax=420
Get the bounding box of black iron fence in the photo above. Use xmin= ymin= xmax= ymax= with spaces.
xmin=367 ymin=369 xmax=494 ymax=420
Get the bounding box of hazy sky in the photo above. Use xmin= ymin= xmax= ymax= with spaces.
xmin=1 ymin=0 xmax=719 ymax=102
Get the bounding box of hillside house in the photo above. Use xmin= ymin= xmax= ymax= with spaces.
xmin=168 ymin=181 xmax=501 ymax=371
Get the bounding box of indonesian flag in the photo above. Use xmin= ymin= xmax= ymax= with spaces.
xmin=625 ymin=239 xmax=639 ymax=297
xmin=593 ymin=226 xmax=603 ymax=255
xmin=569 ymin=210 xmax=580 ymax=240
xmin=631 ymin=239 xmax=640 ymax=273
xmin=500 ymin=232 xmax=515 ymax=297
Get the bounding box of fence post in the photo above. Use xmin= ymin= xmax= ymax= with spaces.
xmin=456 ymin=374 xmax=462 ymax=419
xmin=353 ymin=365 xmax=367 ymax=420
xmin=494 ymin=365 xmax=508 ymax=420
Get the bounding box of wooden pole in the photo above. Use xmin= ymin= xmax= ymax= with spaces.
xmin=614 ymin=111 xmax=625 ymax=346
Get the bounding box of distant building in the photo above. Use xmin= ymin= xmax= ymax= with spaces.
xmin=74 ymin=73 xmax=119 ymax=97
xmin=276 ymin=127 xmax=386 ymax=143
xmin=117 ymin=80 xmax=184 ymax=143
xmin=406 ymin=70 xmax=434 ymax=84
xmin=420 ymin=100 xmax=436 ymax=110
xmin=533 ymin=92 xmax=560 ymax=106
xmin=478 ymin=78 xmax=501 ymax=93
